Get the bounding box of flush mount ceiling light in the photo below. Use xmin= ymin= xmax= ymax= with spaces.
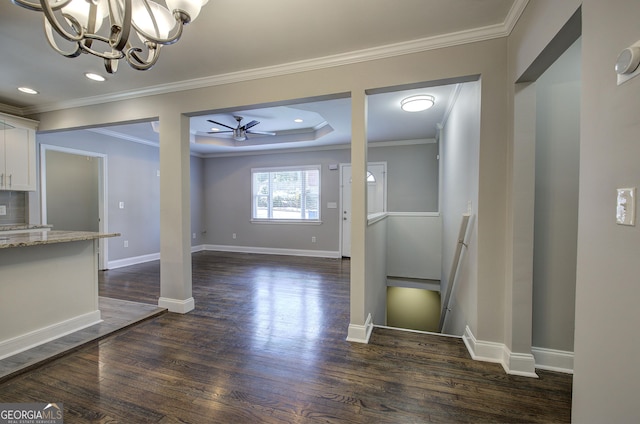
xmin=401 ymin=94 xmax=435 ymax=112
xmin=85 ymin=72 xmax=106 ymax=81
xmin=18 ymin=86 xmax=39 ymax=95
xmin=12 ymin=0 xmax=209 ymax=73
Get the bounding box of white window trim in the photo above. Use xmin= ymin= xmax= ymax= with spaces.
xmin=251 ymin=165 xmax=322 ymax=223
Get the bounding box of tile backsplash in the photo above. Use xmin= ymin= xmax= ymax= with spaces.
xmin=0 ymin=191 xmax=27 ymax=225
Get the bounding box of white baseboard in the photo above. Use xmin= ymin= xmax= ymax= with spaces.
xmin=463 ymin=326 xmax=538 ymax=378
xmin=107 ymin=245 xmax=205 ymax=269
xmin=532 ymin=346 xmax=574 ymax=374
xmin=204 ymin=244 xmax=341 ymax=258
xmin=107 ymin=244 xmax=337 ymax=270
xmin=108 ymin=252 xmax=160 ymax=269
xmin=346 ymin=313 xmax=373 ymax=343
xmin=158 ymin=297 xmax=195 ymax=314
xmin=0 ymin=310 xmax=102 ymax=360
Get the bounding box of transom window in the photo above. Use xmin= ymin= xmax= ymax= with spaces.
xmin=252 ymin=166 xmax=321 ymax=222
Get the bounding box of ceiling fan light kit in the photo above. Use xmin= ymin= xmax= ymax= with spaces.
xmin=207 ymin=116 xmax=276 ymax=142
xmin=11 ymin=0 xmax=209 ymax=73
xmin=401 ymin=94 xmax=435 ymax=112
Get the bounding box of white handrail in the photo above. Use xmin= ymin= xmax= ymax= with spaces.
xmin=439 ymin=213 xmax=471 ymax=333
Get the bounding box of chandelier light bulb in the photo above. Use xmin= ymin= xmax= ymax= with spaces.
xmin=132 ymin=0 xmax=175 ymax=42
xmin=61 ymin=0 xmax=108 ymax=32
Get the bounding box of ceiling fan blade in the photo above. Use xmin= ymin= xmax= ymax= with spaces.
xmin=247 ymin=130 xmax=277 ymax=136
xmin=207 ymin=130 xmax=233 ymax=134
xmin=207 ymin=119 xmax=236 ymax=130
xmin=243 ymin=120 xmax=260 ymax=130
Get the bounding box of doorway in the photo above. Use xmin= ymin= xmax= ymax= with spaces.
xmin=340 ymin=162 xmax=386 ymax=257
xmin=40 ymin=145 xmax=108 ymax=269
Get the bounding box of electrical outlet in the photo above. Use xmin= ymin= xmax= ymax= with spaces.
xmin=312 ymin=236 xmax=317 ymax=243
xmin=232 ymin=233 xmax=237 ymax=239
xmin=0 ymin=205 xmax=6 ymax=216
xmin=124 ymin=240 xmax=129 ymax=248
xmin=192 ymin=233 xmax=196 ymax=239
xmin=119 ymin=201 xmax=125 ymax=209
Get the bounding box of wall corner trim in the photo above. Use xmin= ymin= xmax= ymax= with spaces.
xmin=462 ymin=326 xmax=538 ymax=378
xmin=158 ymin=297 xmax=195 ymax=314
xmin=346 ymin=313 xmax=373 ymax=344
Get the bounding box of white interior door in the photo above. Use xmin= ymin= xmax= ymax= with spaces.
xmin=341 ymin=165 xmax=352 ymax=257
xmin=340 ymin=162 xmax=386 ymax=257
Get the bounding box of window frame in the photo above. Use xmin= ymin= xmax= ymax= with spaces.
xmin=251 ymin=165 xmax=322 ymax=224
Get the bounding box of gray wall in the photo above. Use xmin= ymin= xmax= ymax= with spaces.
xmin=440 ymin=81 xmax=480 ymax=336
xmin=573 ymin=1 xmax=640 ymax=421
xmin=203 ymin=149 xmax=347 ymax=252
xmin=190 ymin=155 xmax=205 ymax=246
xmin=369 ymin=142 xmax=439 ymax=212
xmin=37 ymin=130 xmax=160 ymax=261
xmin=45 ymin=150 xmax=99 ymax=232
xmin=203 ymin=142 xmax=438 ymax=252
xmin=532 ymin=38 xmax=580 ymax=352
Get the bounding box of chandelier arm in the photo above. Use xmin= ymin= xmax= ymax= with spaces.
xmin=38 ymin=0 xmax=85 ymax=42
xmin=108 ymin=0 xmax=132 ymax=52
xmin=132 ymin=17 xmax=185 ymax=46
xmin=11 ymin=0 xmax=71 ymax=13
xmin=104 ymin=56 xmax=119 ymax=74
xmin=125 ymin=44 xmax=161 ymax=71
xmin=82 ymin=2 xmax=101 ymax=50
xmin=77 ymin=34 xmax=126 ymax=60
xmin=43 ymin=17 xmax=81 ymax=58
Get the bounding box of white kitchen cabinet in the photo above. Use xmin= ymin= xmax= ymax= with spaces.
xmin=0 ymin=113 xmax=37 ymax=191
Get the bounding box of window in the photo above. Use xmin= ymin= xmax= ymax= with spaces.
xmin=252 ymin=166 xmax=321 ymax=222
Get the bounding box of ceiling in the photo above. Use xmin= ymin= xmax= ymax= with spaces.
xmin=0 ymin=0 xmax=524 ymax=156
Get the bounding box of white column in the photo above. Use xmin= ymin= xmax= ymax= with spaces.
xmin=504 ymin=82 xmax=536 ymax=375
xmin=346 ymin=90 xmax=371 ymax=342
xmin=158 ymin=112 xmax=194 ymax=313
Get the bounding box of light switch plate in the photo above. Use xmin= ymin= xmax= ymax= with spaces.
xmin=0 ymin=205 xmax=6 ymax=216
xmin=616 ymin=187 xmax=636 ymax=226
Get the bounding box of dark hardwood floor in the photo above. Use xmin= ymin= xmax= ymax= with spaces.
xmin=0 ymin=251 xmax=572 ymax=423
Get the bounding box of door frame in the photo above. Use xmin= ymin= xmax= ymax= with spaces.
xmin=40 ymin=144 xmax=109 ymax=269
xmin=339 ymin=161 xmax=387 ymax=257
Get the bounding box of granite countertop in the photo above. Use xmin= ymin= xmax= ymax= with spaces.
xmin=0 ymin=224 xmax=53 ymax=231
xmin=0 ymin=231 xmax=120 ymax=249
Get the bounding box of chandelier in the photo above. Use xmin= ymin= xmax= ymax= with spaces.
xmin=11 ymin=0 xmax=208 ymax=73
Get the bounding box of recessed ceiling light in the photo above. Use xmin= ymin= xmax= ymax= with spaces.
xmin=18 ymin=87 xmax=38 ymax=95
xmin=294 ymin=118 xmax=303 ymax=123
xmin=401 ymin=94 xmax=435 ymax=112
xmin=85 ymin=72 xmax=106 ymax=82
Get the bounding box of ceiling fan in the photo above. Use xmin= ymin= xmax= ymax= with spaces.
xmin=207 ymin=116 xmax=276 ymax=141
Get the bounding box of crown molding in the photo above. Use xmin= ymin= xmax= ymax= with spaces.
xmin=22 ymin=0 xmax=529 ymax=116
xmin=0 ymin=102 xmax=28 ymax=117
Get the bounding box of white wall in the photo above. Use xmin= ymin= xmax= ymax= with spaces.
xmin=386 ymin=214 xmax=441 ymax=280
xmin=440 ymin=81 xmax=480 ymax=336
xmin=532 ymin=38 xmax=581 ymax=353
xmin=573 ymin=1 xmax=640 ymax=421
